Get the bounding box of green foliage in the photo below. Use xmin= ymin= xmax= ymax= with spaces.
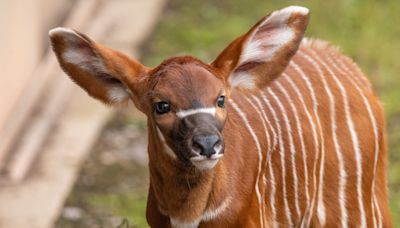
xmin=142 ymin=0 xmax=400 ymax=225
xmin=88 ymin=192 xmax=148 ymax=227
xmin=56 ymin=114 xmax=149 ymax=228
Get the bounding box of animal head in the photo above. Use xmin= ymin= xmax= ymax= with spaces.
xmin=49 ymin=6 xmax=309 ymax=170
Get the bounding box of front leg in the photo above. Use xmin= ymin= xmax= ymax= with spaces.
xmin=146 ymin=185 xmax=170 ymax=228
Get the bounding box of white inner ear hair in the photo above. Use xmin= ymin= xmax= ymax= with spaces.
xmin=230 ymin=6 xmax=308 ymax=90
xmin=240 ymin=6 xmax=309 ymax=65
xmin=62 ymin=46 xmax=107 ymax=74
xmin=229 ymin=71 xmax=256 ymax=90
xmin=107 ymin=86 xmax=129 ymax=103
xmin=176 ymin=107 xmax=216 ymax=118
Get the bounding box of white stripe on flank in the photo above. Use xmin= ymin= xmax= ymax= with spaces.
xmin=261 ymin=92 xmax=293 ymax=226
xmin=330 ymin=55 xmax=382 ymax=228
xmin=251 ymin=95 xmax=278 ymax=227
xmin=301 ymin=53 xmax=328 ymax=227
xmin=268 ymin=157 xmax=277 ymax=228
xmin=283 ymin=74 xmax=318 ymax=215
xmin=267 ymin=88 xmax=301 ymax=220
xmin=229 ymin=99 xmax=264 ymax=228
xmin=289 ymin=60 xmax=324 ymax=228
xmin=307 ymin=49 xmax=366 ymax=228
xmin=243 ymin=96 xmax=269 ymax=226
xmin=300 ymin=51 xmax=349 ymax=227
xmin=176 ymin=107 xmax=216 ymax=118
xmin=343 ymin=58 xmax=371 ymax=90
xmin=251 ymin=95 xmax=278 ymax=151
xmin=276 ymin=80 xmax=310 ymax=215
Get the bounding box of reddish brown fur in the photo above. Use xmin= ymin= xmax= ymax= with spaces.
xmin=50 ymin=6 xmax=391 ymax=228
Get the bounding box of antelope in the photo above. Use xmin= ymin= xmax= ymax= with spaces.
xmin=49 ymin=6 xmax=391 ymax=227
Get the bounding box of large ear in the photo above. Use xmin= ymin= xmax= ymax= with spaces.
xmin=212 ymin=6 xmax=309 ymax=91
xmin=49 ymin=27 xmax=149 ymax=105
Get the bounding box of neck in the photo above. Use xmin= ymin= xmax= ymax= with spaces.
xmin=147 ymin=121 xmax=230 ymax=223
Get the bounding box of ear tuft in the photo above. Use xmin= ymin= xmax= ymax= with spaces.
xmin=213 ymin=6 xmax=309 ymax=91
xmin=278 ymin=6 xmax=309 ymax=16
xmin=238 ymin=6 xmax=309 ymax=67
xmin=49 ymin=27 xmax=107 ymax=74
xmin=49 ymin=27 xmax=77 ymax=37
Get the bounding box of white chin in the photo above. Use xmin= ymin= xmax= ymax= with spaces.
xmin=190 ymin=154 xmax=223 ymax=171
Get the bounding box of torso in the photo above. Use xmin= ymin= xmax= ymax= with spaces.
xmin=224 ymin=40 xmax=389 ymax=227
xmin=147 ymin=40 xmax=391 ymax=227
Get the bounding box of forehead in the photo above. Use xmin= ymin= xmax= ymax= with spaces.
xmin=151 ymin=61 xmax=224 ymax=107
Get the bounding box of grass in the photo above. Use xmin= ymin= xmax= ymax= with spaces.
xmin=58 ymin=0 xmax=400 ymax=227
xmin=56 ymin=113 xmax=149 ymax=228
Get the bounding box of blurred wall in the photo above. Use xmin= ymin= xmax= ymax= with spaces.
xmin=0 ymin=0 xmax=73 ymax=133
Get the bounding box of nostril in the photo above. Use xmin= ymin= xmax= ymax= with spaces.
xmin=213 ymin=140 xmax=223 ymax=154
xmin=192 ymin=141 xmax=203 ymax=153
xmin=192 ymin=134 xmax=220 ymax=157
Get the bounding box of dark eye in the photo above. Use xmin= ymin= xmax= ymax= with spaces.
xmin=217 ymin=96 xmax=225 ymax=108
xmin=155 ymin=101 xmax=170 ymax=114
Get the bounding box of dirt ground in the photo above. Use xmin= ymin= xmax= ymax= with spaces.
xmin=55 ymin=109 xmax=150 ymax=228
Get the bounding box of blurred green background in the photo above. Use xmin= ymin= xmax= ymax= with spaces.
xmin=58 ymin=0 xmax=400 ymax=227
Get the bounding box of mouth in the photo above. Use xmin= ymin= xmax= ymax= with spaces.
xmin=189 ymin=153 xmax=223 ymax=170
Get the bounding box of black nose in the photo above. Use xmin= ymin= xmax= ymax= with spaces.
xmin=192 ymin=134 xmax=221 ymax=157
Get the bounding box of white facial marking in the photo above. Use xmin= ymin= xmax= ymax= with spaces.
xmin=176 ymin=107 xmax=216 ymax=118
xmin=107 ymin=86 xmax=129 ymax=103
xmin=190 ymin=154 xmax=223 ymax=171
xmin=156 ymin=127 xmax=177 ymax=159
